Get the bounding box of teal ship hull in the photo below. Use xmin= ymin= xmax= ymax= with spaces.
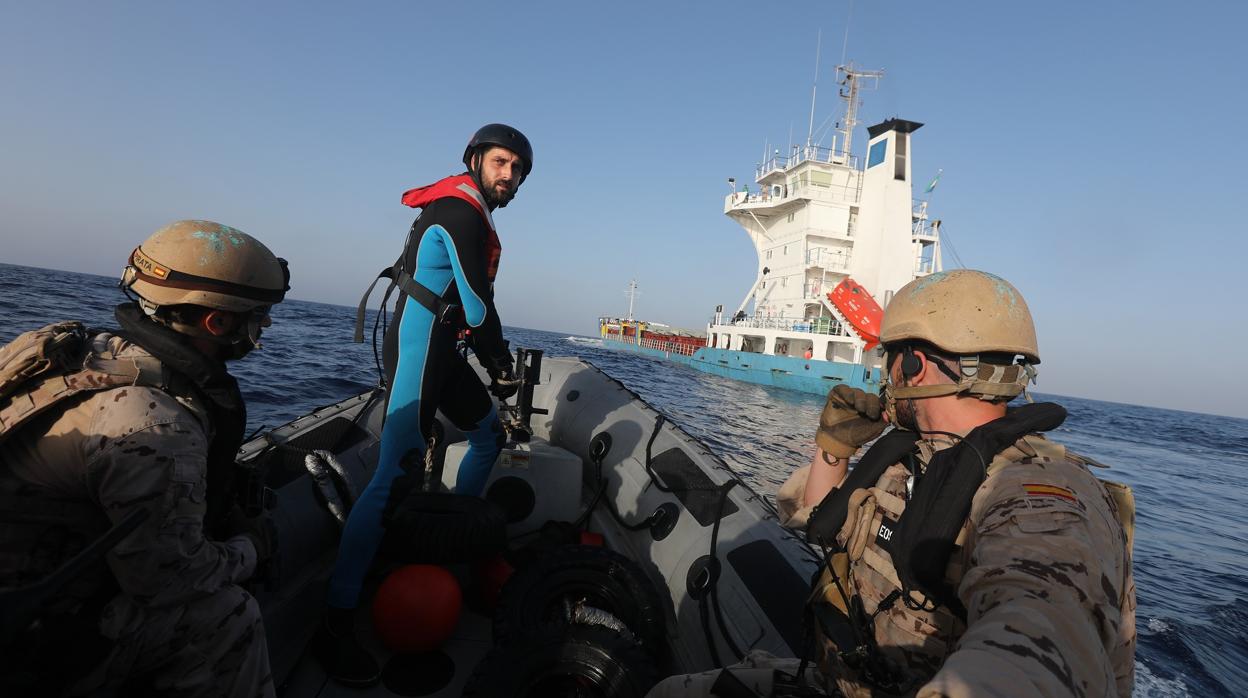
xmin=601 ymin=337 xmax=878 ymax=398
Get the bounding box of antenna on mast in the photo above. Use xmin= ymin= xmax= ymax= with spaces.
xmin=840 ymin=0 xmax=854 ymax=65
xmin=835 ymin=62 xmax=883 ymax=158
xmin=806 ymin=29 xmax=822 ymax=147
xmin=625 ymin=279 xmax=640 ymax=321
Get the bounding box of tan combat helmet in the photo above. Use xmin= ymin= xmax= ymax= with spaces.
xmin=121 ymin=220 xmax=289 ymax=313
xmin=881 ymin=269 xmax=1038 ymax=401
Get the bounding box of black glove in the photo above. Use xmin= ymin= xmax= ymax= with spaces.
xmin=488 ymin=362 xmax=519 ymax=400
xmin=220 ymin=505 xmax=276 ymax=568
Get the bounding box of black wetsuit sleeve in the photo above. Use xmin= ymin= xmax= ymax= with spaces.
xmin=420 ymin=198 xmax=510 ymax=372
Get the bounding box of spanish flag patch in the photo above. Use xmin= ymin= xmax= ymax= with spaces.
xmin=1023 ymin=483 xmax=1077 ymax=502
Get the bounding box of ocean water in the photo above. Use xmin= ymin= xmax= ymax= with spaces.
xmin=2 ymin=262 xmax=1245 ymax=696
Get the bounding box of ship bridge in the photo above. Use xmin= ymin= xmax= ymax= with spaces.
xmin=725 ymin=144 xmax=862 ymax=214
xmin=708 ymin=67 xmax=942 ymax=371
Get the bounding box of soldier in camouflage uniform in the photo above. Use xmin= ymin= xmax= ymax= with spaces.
xmin=0 ymin=221 xmax=289 ymax=697
xmin=649 ymin=270 xmax=1136 ymax=697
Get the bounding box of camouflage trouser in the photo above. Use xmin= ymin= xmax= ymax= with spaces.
xmin=68 ymin=585 xmax=274 ymax=698
xmin=646 ymin=651 xmax=827 ymax=697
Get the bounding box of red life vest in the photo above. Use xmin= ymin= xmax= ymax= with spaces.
xmin=401 ymin=174 xmax=502 ymax=282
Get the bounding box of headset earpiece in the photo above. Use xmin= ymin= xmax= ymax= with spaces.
xmin=901 ymin=350 xmax=922 ymax=379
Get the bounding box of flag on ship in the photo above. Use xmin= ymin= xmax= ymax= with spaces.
xmin=924 ymin=169 xmax=943 ymax=194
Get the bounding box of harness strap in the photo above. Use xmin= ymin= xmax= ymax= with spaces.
xmin=352 ymin=265 xmax=461 ymax=343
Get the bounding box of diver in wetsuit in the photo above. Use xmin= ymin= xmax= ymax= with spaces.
xmin=316 ymin=124 xmax=533 ymax=687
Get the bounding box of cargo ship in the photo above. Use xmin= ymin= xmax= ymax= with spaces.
xmin=599 ymin=63 xmax=943 ymax=397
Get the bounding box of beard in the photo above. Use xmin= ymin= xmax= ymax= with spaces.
xmin=884 ymin=381 xmax=919 ymax=431
xmin=894 ymin=395 xmax=919 ymax=431
xmin=481 ymin=176 xmax=517 ymax=208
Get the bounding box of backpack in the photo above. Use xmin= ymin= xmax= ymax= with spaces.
xmin=0 ymin=322 xmax=160 ymax=445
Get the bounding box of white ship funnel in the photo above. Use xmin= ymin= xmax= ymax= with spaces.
xmin=851 ymin=119 xmax=924 ymax=305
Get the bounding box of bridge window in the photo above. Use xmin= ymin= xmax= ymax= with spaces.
xmin=868 ymin=140 xmax=887 ymax=168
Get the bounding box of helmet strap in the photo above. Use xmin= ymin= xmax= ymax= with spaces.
xmin=887 ymin=355 xmax=1034 ymax=402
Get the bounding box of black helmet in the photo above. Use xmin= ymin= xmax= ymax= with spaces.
xmin=462 ymin=123 xmax=533 ymax=179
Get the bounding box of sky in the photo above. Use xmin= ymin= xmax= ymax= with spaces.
xmin=2 ymin=1 xmax=1246 ymax=418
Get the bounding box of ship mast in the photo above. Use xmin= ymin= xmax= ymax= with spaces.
xmin=835 ymin=63 xmax=882 ymax=157
xmin=625 ymin=279 xmax=640 ymax=321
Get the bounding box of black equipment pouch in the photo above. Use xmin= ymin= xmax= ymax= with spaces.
xmin=806 ymin=429 xmax=918 ymax=546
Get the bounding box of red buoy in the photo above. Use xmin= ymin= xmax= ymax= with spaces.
xmin=371 ymin=564 xmax=463 ymax=653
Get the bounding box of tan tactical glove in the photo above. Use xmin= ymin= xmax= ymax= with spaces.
xmin=815 ymin=384 xmax=885 ymax=458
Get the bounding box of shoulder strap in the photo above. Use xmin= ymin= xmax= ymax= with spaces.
xmin=806 ymin=428 xmax=919 ymax=546
xmin=353 ymin=264 xmax=462 ymax=343
xmin=891 ymin=402 xmax=1067 ymax=616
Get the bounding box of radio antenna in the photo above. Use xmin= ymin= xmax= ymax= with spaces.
xmin=806 ymin=29 xmax=822 ymax=147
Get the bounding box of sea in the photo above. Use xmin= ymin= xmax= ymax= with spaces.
xmin=2 ymin=262 xmax=1245 ymax=696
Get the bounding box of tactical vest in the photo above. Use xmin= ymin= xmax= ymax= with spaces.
xmin=809 ymin=460 xmax=967 ymax=697
xmin=807 ymin=434 xmax=1136 ymax=698
xmin=0 ymin=323 xmax=203 ymax=607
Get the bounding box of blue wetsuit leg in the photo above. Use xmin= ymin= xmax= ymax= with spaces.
xmin=454 ymin=403 xmax=502 ymax=497
xmin=327 ymin=294 xmax=435 ymax=609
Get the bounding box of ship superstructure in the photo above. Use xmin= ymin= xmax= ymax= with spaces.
xmin=600 ymin=64 xmax=943 ymax=396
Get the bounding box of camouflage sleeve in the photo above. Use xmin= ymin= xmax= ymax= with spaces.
xmin=83 ymin=388 xmax=256 ymax=608
xmin=776 ymin=464 xmax=813 ymax=529
xmin=918 ymin=461 xmax=1131 ymax=698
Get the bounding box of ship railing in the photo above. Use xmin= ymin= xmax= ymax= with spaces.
xmin=755 ymin=145 xmax=859 ymax=180
xmin=724 ymin=315 xmax=848 ymax=336
xmin=915 ymin=259 xmax=935 ymax=274
xmin=638 ymin=336 xmax=698 ymax=356
xmin=757 ymin=154 xmax=790 ymax=177
xmin=912 ymin=219 xmax=938 ymax=239
xmin=726 ymin=181 xmax=861 ymax=210
xmin=803 ymin=283 xmax=840 ymax=299
xmin=806 ymin=248 xmax=852 ymax=270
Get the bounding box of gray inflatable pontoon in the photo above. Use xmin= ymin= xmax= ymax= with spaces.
xmin=242 ymin=350 xmax=820 ymax=697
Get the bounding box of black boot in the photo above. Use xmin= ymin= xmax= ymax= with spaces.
xmin=312 ymin=606 xmax=381 ymax=688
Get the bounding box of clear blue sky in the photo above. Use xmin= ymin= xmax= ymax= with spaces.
xmin=2 ymin=1 xmax=1245 ymax=418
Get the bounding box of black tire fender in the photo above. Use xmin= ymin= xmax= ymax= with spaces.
xmin=464 ymin=624 xmax=659 ymax=698
xmin=382 ymin=492 xmax=506 ymax=563
xmin=494 ymin=545 xmax=667 ymax=656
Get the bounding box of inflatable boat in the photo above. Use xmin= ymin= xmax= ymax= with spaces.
xmin=244 ymin=349 xmax=821 ymax=697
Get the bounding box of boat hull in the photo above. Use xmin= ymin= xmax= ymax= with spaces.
xmin=602 ymin=337 xmax=879 ymax=397
xmin=238 ymin=353 xmax=821 ymax=695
